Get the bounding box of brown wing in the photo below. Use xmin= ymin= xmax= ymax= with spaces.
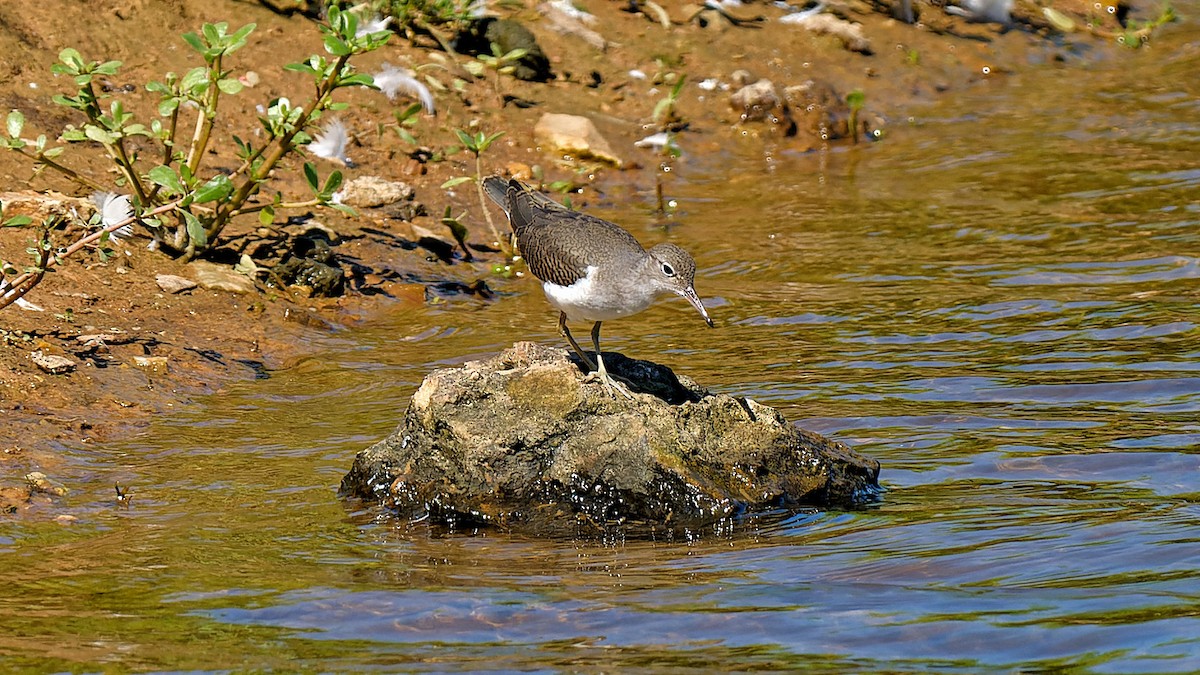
xmin=501 ymin=179 xmax=646 ymax=288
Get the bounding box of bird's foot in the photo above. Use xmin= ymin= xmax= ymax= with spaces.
xmin=583 ymin=370 xmax=634 ymax=399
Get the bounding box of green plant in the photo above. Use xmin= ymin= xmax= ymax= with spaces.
xmin=652 ymin=74 xmax=687 ymax=130
xmin=440 ymin=206 xmax=474 ymax=261
xmin=1118 ymin=3 xmax=1177 ymax=47
xmin=442 ymin=128 xmax=508 ymax=254
xmin=651 ymin=132 xmax=682 ymax=218
xmin=846 ymin=89 xmax=866 ymax=144
xmin=371 ymin=0 xmax=478 ymax=55
xmin=391 ymin=102 xmax=425 ymax=144
xmin=530 ymin=165 xmax=584 ymax=199
xmin=0 ymin=203 xmax=54 ymax=312
xmin=377 ymin=0 xmax=478 ymax=32
xmin=464 ymin=42 xmax=529 ymax=103
xmin=2 ymin=7 xmax=388 ymax=263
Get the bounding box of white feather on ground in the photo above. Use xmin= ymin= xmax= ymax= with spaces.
xmin=356 ymin=13 xmax=391 ymax=37
xmin=634 ymin=132 xmax=671 ymax=149
xmin=373 ymin=63 xmax=436 ymax=114
xmin=778 ymin=1 xmax=827 ymax=23
xmin=91 ymin=191 xmax=134 ymax=241
xmin=307 ymin=118 xmax=351 ymax=165
xmin=946 ymin=0 xmax=1012 ymax=24
xmin=546 ymin=0 xmax=597 ymax=24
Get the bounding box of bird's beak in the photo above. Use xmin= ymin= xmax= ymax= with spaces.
xmin=682 ymin=286 xmax=714 ymax=328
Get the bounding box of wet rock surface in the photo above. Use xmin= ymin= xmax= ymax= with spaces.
xmin=273 ymin=235 xmax=346 ymax=297
xmin=342 ymin=342 xmax=881 ymax=536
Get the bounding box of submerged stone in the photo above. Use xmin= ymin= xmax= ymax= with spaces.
xmin=341 ymin=342 xmax=881 ymax=536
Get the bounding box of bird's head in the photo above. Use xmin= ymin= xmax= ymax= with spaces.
xmin=646 ymin=243 xmax=714 ymax=328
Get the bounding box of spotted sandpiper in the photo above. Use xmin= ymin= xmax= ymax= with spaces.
xmin=484 ymin=177 xmax=713 ymax=396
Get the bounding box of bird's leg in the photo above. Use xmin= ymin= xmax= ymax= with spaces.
xmin=558 ymin=311 xmax=597 ymax=371
xmin=588 ymin=320 xmax=633 ymax=398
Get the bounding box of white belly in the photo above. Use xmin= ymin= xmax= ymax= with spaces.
xmin=543 ymin=266 xmax=657 ymax=322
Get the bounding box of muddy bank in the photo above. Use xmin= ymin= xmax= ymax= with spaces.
xmin=0 ymin=0 xmax=1167 ymax=512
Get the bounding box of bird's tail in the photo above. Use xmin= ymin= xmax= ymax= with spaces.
xmin=482 ymin=177 xmax=576 ymax=237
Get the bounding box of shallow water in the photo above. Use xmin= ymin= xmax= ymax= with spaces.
xmin=4 ymin=21 xmax=1200 ymax=674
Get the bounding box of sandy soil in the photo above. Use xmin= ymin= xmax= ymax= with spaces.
xmin=0 ymin=0 xmax=1143 ymax=510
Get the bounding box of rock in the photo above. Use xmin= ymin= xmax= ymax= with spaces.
xmin=334 ymin=176 xmax=415 ymax=208
xmin=534 ymin=113 xmax=624 ymax=167
xmin=783 ymin=79 xmax=853 ymax=143
xmin=381 ymin=281 xmax=428 ymax=306
xmin=341 ymin=342 xmax=881 ymax=536
xmin=30 ymin=351 xmax=76 ymax=375
xmin=947 ymin=0 xmax=1013 ymax=24
xmin=25 ymin=471 xmax=68 ymax=496
xmin=76 ymin=334 xmax=118 ymax=348
xmin=273 ymin=236 xmax=345 ymax=297
xmin=378 ymin=200 xmax=427 ymax=223
xmin=730 ymin=79 xmax=781 ymax=121
xmin=452 ymin=18 xmax=553 ymax=82
xmin=0 ymin=486 xmax=30 ymax=513
xmin=132 ymin=356 xmax=169 ymax=374
xmin=798 ymin=14 xmax=873 ymax=55
xmin=730 ymin=69 xmax=754 ymax=87
xmin=505 ymin=162 xmax=534 ymax=181
xmin=155 ymin=273 xmax=198 ymax=294
xmin=191 ymin=261 xmax=257 ymax=294
xmin=730 ymin=80 xmax=797 ymax=135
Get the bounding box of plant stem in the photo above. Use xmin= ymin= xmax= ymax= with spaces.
xmin=414 ymin=19 xmax=461 ymax=66
xmin=230 ymin=198 xmax=320 ymax=216
xmin=110 ymin=137 xmax=149 ymax=205
xmin=144 ymin=102 xmax=182 ymax=206
xmin=185 ymin=54 xmax=223 ymax=175
xmin=163 ymin=106 xmax=180 ymax=165
xmin=227 ymin=143 xmax=271 ymax=182
xmin=20 ymin=149 xmax=108 ymax=192
xmin=655 ymin=172 xmax=665 ymax=216
xmin=473 ymin=152 xmax=506 ymax=253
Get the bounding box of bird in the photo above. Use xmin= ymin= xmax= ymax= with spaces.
xmin=483 ymin=177 xmax=713 ymax=396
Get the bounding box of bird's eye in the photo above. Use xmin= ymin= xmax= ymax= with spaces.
xmin=661 ymin=263 xmax=675 ymax=277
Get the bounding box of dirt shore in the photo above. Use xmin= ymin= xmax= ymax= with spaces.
xmin=0 ymin=0 xmax=1150 ymax=509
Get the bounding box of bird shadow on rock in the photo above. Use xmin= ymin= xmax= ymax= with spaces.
xmin=567 ymin=350 xmax=706 ymax=405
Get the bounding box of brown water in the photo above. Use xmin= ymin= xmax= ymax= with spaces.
xmin=4 ymin=19 xmax=1200 ymax=672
